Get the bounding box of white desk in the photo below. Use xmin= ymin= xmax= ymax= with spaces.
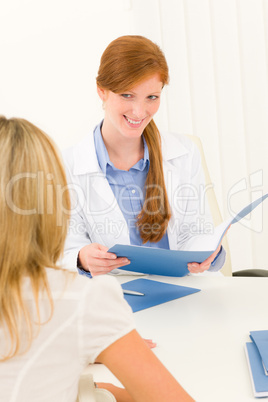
xmin=85 ymin=275 xmax=268 ymax=402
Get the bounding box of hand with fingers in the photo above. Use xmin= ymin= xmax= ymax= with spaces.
xmin=187 ymin=225 xmax=230 ymax=274
xmin=187 ymin=244 xmax=221 ymax=274
xmin=78 ymin=243 xmax=130 ymax=276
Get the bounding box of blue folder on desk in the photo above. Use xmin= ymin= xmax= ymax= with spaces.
xmin=245 ymin=341 xmax=268 ymax=397
xmin=110 ymin=193 xmax=268 ymax=277
xmin=250 ymin=331 xmax=268 ymax=374
xmin=121 ymin=278 xmax=200 ymax=312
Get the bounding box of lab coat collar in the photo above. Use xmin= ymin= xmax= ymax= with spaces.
xmin=161 ymin=131 xmax=189 ymax=161
xmin=73 ymin=127 xmax=102 ymax=175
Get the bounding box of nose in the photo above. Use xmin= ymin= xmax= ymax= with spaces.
xmin=131 ymin=101 xmax=146 ymax=119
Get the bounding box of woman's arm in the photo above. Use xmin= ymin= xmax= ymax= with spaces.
xmin=97 ymin=329 xmax=194 ymax=402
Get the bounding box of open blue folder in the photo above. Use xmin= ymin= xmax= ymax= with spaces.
xmin=121 ymin=278 xmax=200 ymax=312
xmin=109 ymin=193 xmax=268 ymax=277
xmin=112 ymin=245 xmax=210 ymax=277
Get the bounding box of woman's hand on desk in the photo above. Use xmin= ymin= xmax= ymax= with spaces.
xmin=78 ymin=243 xmax=130 ymax=276
xmin=187 ymin=244 xmax=221 ymax=274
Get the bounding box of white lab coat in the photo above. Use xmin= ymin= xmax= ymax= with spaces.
xmin=61 ymin=129 xmax=219 ymax=272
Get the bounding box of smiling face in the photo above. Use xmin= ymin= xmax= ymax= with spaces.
xmin=98 ymin=74 xmax=163 ymax=143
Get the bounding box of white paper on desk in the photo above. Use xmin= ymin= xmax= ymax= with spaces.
xmin=109 ymin=193 xmax=268 ymax=277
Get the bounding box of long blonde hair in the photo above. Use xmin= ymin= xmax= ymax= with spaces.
xmin=0 ymin=117 xmax=70 ymax=361
xmin=96 ymin=35 xmax=171 ymax=243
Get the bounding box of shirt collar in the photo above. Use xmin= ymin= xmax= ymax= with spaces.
xmin=94 ymin=120 xmax=150 ymax=173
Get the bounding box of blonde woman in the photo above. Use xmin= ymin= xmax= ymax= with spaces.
xmin=63 ymin=35 xmax=226 ymax=277
xmin=0 ymin=116 xmax=193 ymax=402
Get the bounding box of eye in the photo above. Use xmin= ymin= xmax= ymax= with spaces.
xmin=148 ymin=95 xmax=159 ymax=100
xmin=121 ymin=94 xmax=132 ymax=99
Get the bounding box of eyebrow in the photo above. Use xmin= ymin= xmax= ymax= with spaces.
xmin=122 ymin=90 xmax=162 ymax=95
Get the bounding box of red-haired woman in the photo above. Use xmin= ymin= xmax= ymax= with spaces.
xmin=63 ymin=35 xmax=226 ymax=278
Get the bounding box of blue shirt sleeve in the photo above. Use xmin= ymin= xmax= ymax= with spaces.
xmin=77 ymin=266 xmax=92 ymax=278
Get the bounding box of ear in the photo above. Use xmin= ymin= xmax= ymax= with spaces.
xmin=97 ymin=86 xmax=108 ymax=101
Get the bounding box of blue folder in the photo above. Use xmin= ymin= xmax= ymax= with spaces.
xmin=112 ymin=245 xmax=211 ymax=276
xmin=245 ymin=342 xmax=268 ymax=397
xmin=250 ymin=330 xmax=268 ymax=374
xmin=109 ymin=193 xmax=268 ymax=277
xmin=121 ymin=278 xmax=200 ymax=312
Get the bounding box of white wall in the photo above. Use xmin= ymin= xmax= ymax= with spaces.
xmin=1 ymin=0 xmax=267 ymax=271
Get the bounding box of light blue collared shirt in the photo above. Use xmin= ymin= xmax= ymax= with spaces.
xmin=93 ymin=121 xmax=170 ymax=249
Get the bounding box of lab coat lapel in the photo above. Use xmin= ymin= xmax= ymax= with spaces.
xmin=161 ymin=132 xmax=189 ymax=250
xmin=88 ymin=173 xmax=130 ymax=246
xmin=163 ymin=160 xmax=180 ymax=250
xmin=89 ymin=173 xmax=123 ymax=220
xmin=72 ymin=131 xmax=130 ymax=245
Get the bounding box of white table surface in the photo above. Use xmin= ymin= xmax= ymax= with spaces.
xmin=85 ymin=274 xmax=268 ymax=402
